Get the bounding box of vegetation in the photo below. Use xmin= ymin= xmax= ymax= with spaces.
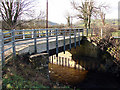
xmin=3 ymin=73 xmax=46 ymax=89
xmin=2 ymin=55 xmax=71 ymax=89
xmin=71 ymin=0 xmax=108 ymax=29
xmin=1 ymin=0 xmax=120 ymax=89
xmin=0 ymin=0 xmax=45 ymax=30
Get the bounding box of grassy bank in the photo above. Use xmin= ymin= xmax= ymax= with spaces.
xmin=2 ymin=55 xmax=71 ymax=89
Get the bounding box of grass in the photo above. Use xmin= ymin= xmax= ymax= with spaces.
xmin=2 ymin=56 xmax=49 ymax=89
xmin=3 ymin=72 xmax=46 ymax=89
xmin=2 ymin=55 xmax=71 ymax=89
xmin=112 ymin=30 xmax=120 ymax=37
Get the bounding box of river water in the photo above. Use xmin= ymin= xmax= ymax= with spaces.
xmin=47 ymin=38 xmax=120 ymax=88
xmin=48 ymin=63 xmax=120 ymax=88
xmin=49 ymin=63 xmax=88 ymax=86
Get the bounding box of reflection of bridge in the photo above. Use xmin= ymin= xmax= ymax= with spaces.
xmin=49 ymin=51 xmax=85 ymax=70
xmin=0 ymin=28 xmax=93 ymax=65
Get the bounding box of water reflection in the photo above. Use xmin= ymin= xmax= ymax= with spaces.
xmin=49 ymin=63 xmax=88 ymax=85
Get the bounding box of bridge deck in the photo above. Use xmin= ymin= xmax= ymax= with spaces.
xmin=4 ymin=35 xmax=81 ymax=58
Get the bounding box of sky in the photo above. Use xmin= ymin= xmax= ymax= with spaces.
xmin=28 ymin=0 xmax=119 ymax=24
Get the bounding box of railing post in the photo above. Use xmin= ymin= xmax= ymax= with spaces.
xmin=74 ymin=29 xmax=76 ymax=48
xmin=46 ymin=29 xmax=49 ymax=53
xmin=0 ymin=30 xmax=5 ymax=66
xmin=34 ymin=29 xmax=37 ymax=53
xmin=56 ymin=29 xmax=58 ymax=57
xmin=12 ymin=30 xmax=16 ymax=56
xmin=23 ymin=29 xmax=25 ymax=39
xmin=78 ymin=29 xmax=80 ymax=46
xmin=63 ymin=29 xmax=65 ymax=54
xmin=69 ymin=29 xmax=71 ymax=50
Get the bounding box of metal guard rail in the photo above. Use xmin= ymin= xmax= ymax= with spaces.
xmin=0 ymin=28 xmax=93 ymax=66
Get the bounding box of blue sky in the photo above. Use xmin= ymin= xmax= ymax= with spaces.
xmin=36 ymin=0 xmax=119 ymax=24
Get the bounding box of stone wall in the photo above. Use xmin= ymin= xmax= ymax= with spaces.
xmin=29 ymin=53 xmax=49 ymax=69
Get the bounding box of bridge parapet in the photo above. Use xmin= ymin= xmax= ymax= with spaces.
xmin=0 ymin=28 xmax=93 ymax=66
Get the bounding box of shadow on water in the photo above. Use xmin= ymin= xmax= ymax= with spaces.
xmin=48 ymin=37 xmax=120 ymax=88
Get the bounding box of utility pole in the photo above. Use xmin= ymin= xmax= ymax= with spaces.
xmin=46 ymin=0 xmax=48 ymax=28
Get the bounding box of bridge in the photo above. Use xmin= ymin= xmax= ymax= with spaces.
xmin=0 ymin=28 xmax=93 ymax=65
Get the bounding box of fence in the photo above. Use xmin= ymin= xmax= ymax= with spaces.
xmin=0 ymin=28 xmax=93 ymax=66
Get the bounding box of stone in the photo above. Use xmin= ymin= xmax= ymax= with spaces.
xmin=29 ymin=53 xmax=49 ymax=69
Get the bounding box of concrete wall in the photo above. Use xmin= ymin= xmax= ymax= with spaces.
xmin=17 ymin=37 xmax=81 ymax=55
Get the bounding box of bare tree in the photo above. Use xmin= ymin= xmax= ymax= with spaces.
xmin=0 ymin=0 xmax=36 ymax=30
xmin=71 ymin=0 xmax=108 ymax=29
xmin=97 ymin=4 xmax=109 ymax=26
xmin=71 ymin=0 xmax=94 ymax=29
xmin=65 ymin=14 xmax=71 ymax=27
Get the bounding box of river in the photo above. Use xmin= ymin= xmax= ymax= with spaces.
xmin=48 ymin=63 xmax=120 ymax=88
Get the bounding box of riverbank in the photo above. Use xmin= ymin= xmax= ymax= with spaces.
xmin=2 ymin=55 xmax=70 ymax=89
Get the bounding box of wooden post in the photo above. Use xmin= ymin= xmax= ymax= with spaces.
xmin=56 ymin=29 xmax=58 ymax=57
xmin=12 ymin=30 xmax=16 ymax=56
xmin=0 ymin=30 xmax=4 ymax=66
xmin=69 ymin=29 xmax=71 ymax=51
xmin=74 ymin=29 xmax=76 ymax=48
xmin=63 ymin=29 xmax=65 ymax=54
xmin=46 ymin=29 xmax=49 ymax=53
xmin=34 ymin=29 xmax=37 ymax=53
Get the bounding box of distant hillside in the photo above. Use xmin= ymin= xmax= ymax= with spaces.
xmin=0 ymin=19 xmax=59 ymax=29
xmin=22 ymin=19 xmax=58 ymax=27
xmin=74 ymin=19 xmax=118 ymax=27
xmin=48 ymin=21 xmax=58 ymax=26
